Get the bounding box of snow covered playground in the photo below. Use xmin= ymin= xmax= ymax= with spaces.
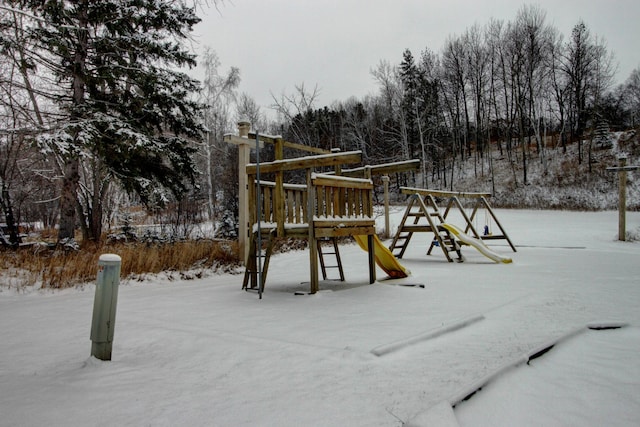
xmin=1 ymin=208 xmax=639 ymax=426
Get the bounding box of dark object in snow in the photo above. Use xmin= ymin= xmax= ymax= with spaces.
xmin=459 ymin=387 xmax=482 ymax=404
xmin=527 ymin=344 xmax=555 ymax=364
xmin=587 ymin=321 xmax=628 ymax=330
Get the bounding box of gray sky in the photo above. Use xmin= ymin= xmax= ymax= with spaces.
xmin=192 ymin=0 xmax=640 ymax=115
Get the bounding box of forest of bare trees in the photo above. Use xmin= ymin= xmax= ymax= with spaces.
xmin=275 ymin=6 xmax=636 ymax=190
xmin=2 ymin=3 xmax=639 ymax=249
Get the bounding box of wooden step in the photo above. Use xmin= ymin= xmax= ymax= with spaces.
xmin=317 ymin=238 xmax=344 ymax=281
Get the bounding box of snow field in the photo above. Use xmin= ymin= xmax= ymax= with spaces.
xmin=1 ymin=209 xmax=639 ymax=426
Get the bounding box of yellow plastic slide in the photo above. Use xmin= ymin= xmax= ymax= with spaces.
xmin=354 ymin=235 xmax=410 ymax=278
xmin=440 ymin=223 xmax=512 ymax=264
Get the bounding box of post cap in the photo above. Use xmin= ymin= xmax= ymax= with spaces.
xmin=99 ymin=254 xmax=122 ymax=263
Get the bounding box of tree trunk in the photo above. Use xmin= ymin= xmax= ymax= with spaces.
xmin=58 ymin=159 xmax=80 ymax=240
xmin=58 ymin=0 xmax=89 ymax=242
xmin=90 ymin=190 xmax=104 ymax=241
xmin=0 ymin=188 xmax=21 ymax=246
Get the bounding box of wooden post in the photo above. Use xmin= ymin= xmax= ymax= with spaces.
xmin=274 ymin=136 xmax=285 ymax=237
xmin=368 ymin=234 xmax=376 ymax=284
xmin=382 ymin=175 xmax=390 ymax=239
xmin=307 ymin=169 xmax=319 ymax=294
xmin=364 ymin=166 xmax=376 ymax=284
xmin=618 ymin=157 xmax=627 ymax=241
xmin=274 ymin=136 xmax=284 ymax=161
xmin=364 ymin=166 xmax=373 ymax=217
xmin=606 ymin=157 xmax=639 ymax=242
xmin=237 ymin=121 xmax=251 ymax=263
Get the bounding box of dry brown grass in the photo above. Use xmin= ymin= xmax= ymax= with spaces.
xmin=0 ymin=239 xmax=240 ymax=289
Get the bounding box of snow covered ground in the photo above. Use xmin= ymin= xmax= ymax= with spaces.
xmin=1 ymin=209 xmax=639 ymax=426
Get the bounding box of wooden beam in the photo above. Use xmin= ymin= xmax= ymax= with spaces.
xmin=223 ymin=134 xmax=264 ymax=148
xmin=312 ymin=174 xmax=373 ymax=190
xmin=606 ymin=165 xmax=640 ymax=172
xmin=247 ymin=132 xmax=330 ymax=155
xmin=246 ymin=151 xmax=363 ymax=174
xmin=340 ymin=159 xmax=420 ymax=177
xmin=401 ymin=187 xmax=492 ymax=198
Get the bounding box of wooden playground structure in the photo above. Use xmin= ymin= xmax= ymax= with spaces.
xmin=224 ymin=121 xmax=418 ymax=295
xmin=225 ymin=121 xmax=515 ymax=295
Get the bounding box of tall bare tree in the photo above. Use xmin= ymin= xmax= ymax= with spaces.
xmin=199 ymin=48 xmax=239 ymax=221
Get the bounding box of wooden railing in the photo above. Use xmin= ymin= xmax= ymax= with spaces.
xmin=311 ymin=173 xmax=373 ymax=219
xmin=249 ymin=174 xmax=374 ymax=236
xmin=246 ymin=151 xmax=375 ymax=238
xmin=251 ymin=180 xmax=307 ymax=226
xmin=311 ymin=173 xmax=375 ymax=238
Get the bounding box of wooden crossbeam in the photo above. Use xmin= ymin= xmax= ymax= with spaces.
xmin=247 ymin=132 xmax=331 ymax=155
xmin=339 ymin=159 xmax=421 ymax=177
xmin=401 ymin=187 xmax=492 ymax=199
xmin=606 ymin=165 xmax=640 ymax=172
xmin=246 ymin=151 xmax=362 ymax=174
xmin=223 ymin=134 xmax=264 ymax=148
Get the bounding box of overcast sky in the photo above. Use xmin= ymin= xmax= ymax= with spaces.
xmin=192 ymin=0 xmax=640 ymax=116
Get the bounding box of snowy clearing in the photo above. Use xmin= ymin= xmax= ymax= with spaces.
xmin=1 ymin=209 xmax=639 ymax=426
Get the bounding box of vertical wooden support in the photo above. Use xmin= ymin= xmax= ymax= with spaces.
xmin=237 ymin=121 xmax=251 ymax=264
xmin=382 ymin=175 xmax=390 ymax=238
xmin=247 ymin=172 xmax=256 ymax=236
xmin=332 ymin=148 xmax=342 ymax=175
xmin=606 ymin=157 xmax=639 ymax=241
xmin=274 ymin=137 xmax=284 ymax=160
xmin=364 ymin=166 xmax=376 ymax=284
xmin=364 ymin=166 xmax=373 ymax=217
xmin=274 ymin=137 xmax=285 ymax=236
xmin=275 ymin=170 xmax=285 ymax=237
xmin=307 ymin=169 xmax=319 ymax=294
xmin=618 ymin=157 xmax=627 ymax=241
xmin=368 ymin=234 xmax=376 ymax=284
xmin=480 ymin=196 xmax=517 ymax=251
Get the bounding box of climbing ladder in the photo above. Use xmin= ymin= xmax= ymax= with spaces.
xmin=317 ymin=237 xmax=345 ymax=281
xmin=389 ymin=193 xmax=461 ymax=262
xmin=243 ymin=228 xmax=277 ymax=292
xmin=244 ymin=232 xmax=345 ymax=291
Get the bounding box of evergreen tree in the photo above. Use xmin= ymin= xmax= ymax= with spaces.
xmin=22 ymin=0 xmax=204 ymax=241
xmin=592 ymin=115 xmax=613 ymax=149
xmin=399 ymin=48 xmax=419 ymax=158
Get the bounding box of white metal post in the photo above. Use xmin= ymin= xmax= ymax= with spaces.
xmin=90 ymin=254 xmax=121 ymax=361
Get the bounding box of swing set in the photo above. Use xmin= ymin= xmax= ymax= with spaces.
xmin=390 ymin=187 xmax=516 ymax=263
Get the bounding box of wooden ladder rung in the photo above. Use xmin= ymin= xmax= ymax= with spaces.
xmin=317 ymin=238 xmax=345 ymax=281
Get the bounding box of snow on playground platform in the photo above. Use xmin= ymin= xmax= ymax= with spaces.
xmin=1 ymin=210 xmax=639 ymax=426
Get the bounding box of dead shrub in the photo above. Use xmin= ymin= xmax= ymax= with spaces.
xmin=0 ymin=239 xmax=240 ymax=289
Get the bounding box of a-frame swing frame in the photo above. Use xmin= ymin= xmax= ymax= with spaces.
xmin=391 ymin=187 xmax=516 ymax=261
